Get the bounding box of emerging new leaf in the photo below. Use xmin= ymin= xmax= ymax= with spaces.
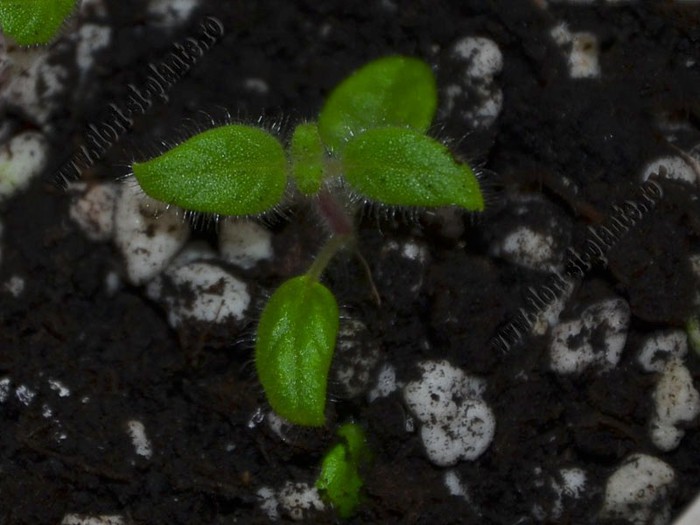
xmin=342 ymin=127 xmax=484 ymax=211
xmin=255 ymin=275 xmax=339 ymax=426
xmin=290 ymin=123 xmax=325 ymax=196
xmin=0 ymin=0 xmax=77 ymax=46
xmin=318 ymin=56 xmax=437 ymax=152
xmin=316 ymin=423 xmax=370 ymax=518
xmin=133 ymin=125 xmax=287 ymax=216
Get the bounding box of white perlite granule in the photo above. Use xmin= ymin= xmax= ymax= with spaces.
xmin=550 ymin=23 xmax=601 ymax=79
xmin=550 ymin=298 xmax=630 ymax=374
xmin=600 ymin=454 xmax=675 ymax=524
xmin=219 ymin=218 xmax=273 ymax=269
xmin=453 ymin=37 xmax=503 ymax=80
xmin=0 ymin=132 xmax=49 ymax=201
xmin=148 ymin=0 xmax=200 ymax=25
xmin=494 ymin=225 xmax=559 ymax=272
xmin=650 ymin=358 xmax=700 ymax=451
xmin=148 ymin=260 xmax=251 ymax=328
xmin=258 ymin=482 xmax=325 ymax=521
xmin=638 ymin=330 xmax=688 ymax=373
xmin=126 ymin=420 xmax=153 ymax=459
xmin=61 ymin=515 xmax=125 ymax=525
xmin=69 ymin=182 xmax=119 ymax=241
xmin=404 ymin=360 xmax=495 ymax=466
xmin=75 ymin=24 xmax=112 ymax=74
xmin=114 ymin=183 xmax=189 ymax=284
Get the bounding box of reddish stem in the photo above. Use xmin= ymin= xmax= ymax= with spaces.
xmin=316 ymin=187 xmax=354 ymax=237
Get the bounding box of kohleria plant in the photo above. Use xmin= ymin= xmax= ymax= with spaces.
xmin=130 ymin=55 xmax=485 ymax=426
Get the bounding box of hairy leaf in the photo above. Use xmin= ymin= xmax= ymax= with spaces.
xmin=318 ymin=56 xmax=437 ymax=152
xmin=342 ymin=127 xmax=484 ymax=210
xmin=0 ymin=0 xmax=77 ymax=46
xmin=316 ymin=423 xmax=370 ymax=518
xmin=133 ymin=125 xmax=287 ymax=216
xmin=255 ymin=276 xmax=339 ymax=426
xmin=290 ymin=123 xmax=325 ymax=195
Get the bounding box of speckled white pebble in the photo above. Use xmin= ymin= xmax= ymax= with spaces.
xmin=552 ymin=468 xmax=587 ymax=519
xmin=266 ymin=411 xmax=292 ymax=443
xmin=404 ymin=360 xmax=494 ymax=466
xmin=4 ymin=276 xmax=24 ymax=297
xmin=48 ymin=379 xmax=70 ymax=397
xmin=0 ymin=378 xmax=10 ymax=403
xmin=75 ymin=24 xmax=112 ymax=73
xmin=494 ymin=225 xmax=559 ymax=272
xmin=257 ymin=486 xmax=280 ymax=520
xmin=638 ymin=330 xmax=688 ymax=373
xmin=0 ymin=132 xmax=49 ymax=201
xmin=333 ymin=318 xmax=381 ymax=398
xmin=276 ymin=482 xmax=325 ymax=521
xmin=69 ymin=182 xmax=119 ymax=241
xmin=153 ymin=261 xmax=250 ymax=328
xmin=3 ymin=50 xmax=69 ymax=126
xmin=551 ymin=24 xmax=601 ymax=79
xmin=368 ymin=363 xmax=398 ymax=402
xmin=126 ymin=420 xmax=153 ymax=459
xmin=15 ymin=385 xmax=36 ymax=406
xmin=452 ymin=37 xmax=503 ymax=79
xmin=531 ymin=277 xmax=575 ymax=336
xmin=61 ymin=515 xmax=125 ymax=525
xmin=600 ymin=454 xmax=675 ymax=524
xmin=219 ymin=218 xmax=273 ymax=269
xmin=444 ymin=470 xmax=469 ymax=499
xmin=244 ymin=78 xmax=269 ymax=94
xmin=114 ymin=183 xmax=189 ymax=284
xmin=690 ymin=253 xmax=700 ymax=306
xmin=446 ymin=35 xmax=504 ymax=129
xmin=550 ymin=298 xmax=630 ymax=374
xmin=640 ymin=156 xmax=697 ymax=185
xmin=650 ymin=358 xmax=700 ymax=451
xmin=148 ymin=0 xmax=199 ymax=25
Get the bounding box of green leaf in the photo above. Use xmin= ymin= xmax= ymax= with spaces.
xmin=318 ymin=56 xmax=437 ymax=152
xmin=255 ymin=276 xmax=339 ymax=426
xmin=290 ymin=123 xmax=325 ymax=196
xmin=0 ymin=0 xmax=78 ymax=46
xmin=316 ymin=423 xmax=370 ymax=518
xmin=132 ymin=125 xmax=287 ymax=216
xmin=342 ymin=127 xmax=484 ymax=211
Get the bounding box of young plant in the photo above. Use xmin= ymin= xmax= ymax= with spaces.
xmin=316 ymin=422 xmax=371 ymax=518
xmin=131 ymin=55 xmax=484 ymax=427
xmin=0 ymin=0 xmax=79 ymax=46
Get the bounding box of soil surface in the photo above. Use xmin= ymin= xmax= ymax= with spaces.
xmin=1 ymin=1 xmax=700 ymax=524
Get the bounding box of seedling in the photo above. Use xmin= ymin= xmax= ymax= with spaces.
xmin=131 ymin=55 xmax=484 ymax=427
xmin=0 ymin=0 xmax=79 ymax=46
xmin=316 ymin=422 xmax=371 ymax=518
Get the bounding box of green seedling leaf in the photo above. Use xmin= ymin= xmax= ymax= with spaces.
xmin=318 ymin=56 xmax=437 ymax=152
xmin=255 ymin=275 xmax=339 ymax=426
xmin=0 ymin=0 xmax=78 ymax=46
xmin=133 ymin=125 xmax=287 ymax=216
xmin=342 ymin=127 xmax=484 ymax=210
xmin=291 ymin=123 xmax=325 ymax=196
xmin=316 ymin=423 xmax=370 ymax=518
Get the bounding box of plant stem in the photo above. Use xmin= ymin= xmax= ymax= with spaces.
xmin=306 ymin=234 xmax=352 ymax=282
xmin=316 ymin=186 xmax=354 ymax=237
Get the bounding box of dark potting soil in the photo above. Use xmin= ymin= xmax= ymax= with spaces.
xmin=1 ymin=0 xmax=700 ymax=523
